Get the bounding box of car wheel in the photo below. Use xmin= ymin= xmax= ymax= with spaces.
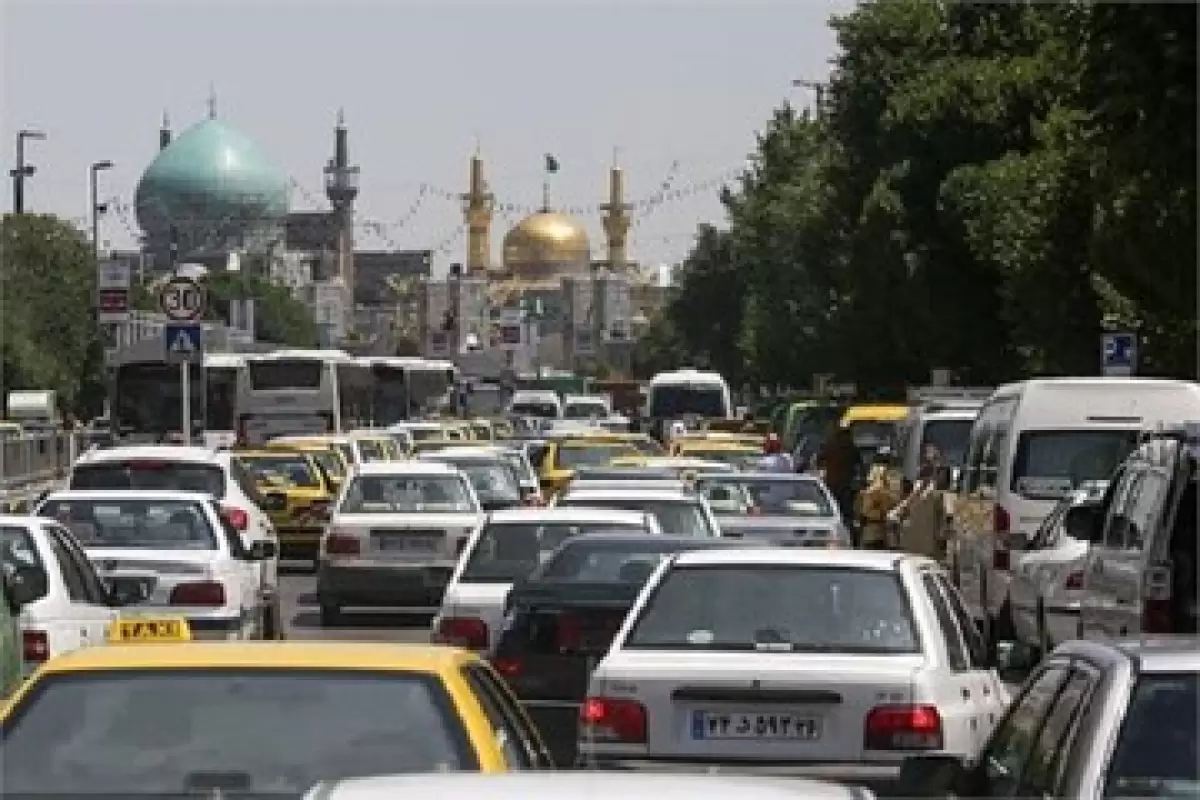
xmin=319 ymin=599 xmax=342 ymax=627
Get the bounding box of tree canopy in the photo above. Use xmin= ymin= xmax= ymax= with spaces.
xmin=642 ymin=0 xmax=1196 ymax=388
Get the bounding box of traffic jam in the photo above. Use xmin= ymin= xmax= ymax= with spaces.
xmin=1 ymin=359 xmax=1197 ymax=798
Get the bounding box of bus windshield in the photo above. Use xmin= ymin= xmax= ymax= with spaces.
xmin=248 ymin=360 xmax=323 ymax=391
xmin=648 ymin=385 xmax=727 ymax=418
xmin=370 ymin=365 xmax=408 ymax=426
xmin=205 ymin=366 xmax=239 ymax=432
xmin=114 ymin=363 xmax=201 ymax=435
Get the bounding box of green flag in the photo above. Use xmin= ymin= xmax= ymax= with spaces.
xmin=545 ymin=153 xmax=560 ymax=174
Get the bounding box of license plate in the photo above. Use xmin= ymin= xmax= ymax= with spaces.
xmin=691 ymin=711 xmax=821 ymax=741
xmin=376 ymin=534 xmax=440 ymax=552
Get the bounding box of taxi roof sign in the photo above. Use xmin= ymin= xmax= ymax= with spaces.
xmin=108 ymin=616 xmax=193 ymax=644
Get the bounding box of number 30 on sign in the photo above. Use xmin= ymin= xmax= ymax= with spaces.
xmin=159 ymin=277 xmax=206 ymax=322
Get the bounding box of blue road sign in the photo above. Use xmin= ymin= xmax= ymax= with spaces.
xmin=1101 ymin=332 xmax=1137 ymax=376
xmin=164 ymin=323 xmax=203 ymax=363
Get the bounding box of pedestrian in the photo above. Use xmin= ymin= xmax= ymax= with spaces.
xmin=888 ymin=460 xmax=948 ymax=561
xmin=857 ymin=449 xmax=896 ymax=550
xmin=817 ymin=424 xmax=860 ymax=526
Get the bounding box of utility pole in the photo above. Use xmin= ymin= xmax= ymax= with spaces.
xmin=90 ymin=160 xmax=114 ymax=263
xmin=11 ymin=129 xmax=46 ymax=214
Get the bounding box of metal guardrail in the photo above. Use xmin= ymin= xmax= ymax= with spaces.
xmin=0 ymin=430 xmax=109 ymax=513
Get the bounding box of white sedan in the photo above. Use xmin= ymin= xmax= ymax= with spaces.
xmin=432 ymin=507 xmax=661 ymax=653
xmin=578 ymin=548 xmax=1007 ymax=791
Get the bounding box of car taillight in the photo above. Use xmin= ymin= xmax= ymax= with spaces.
xmin=556 ymin=612 xmax=582 ymax=651
xmin=579 ymin=696 xmax=647 ymax=743
xmin=864 ymin=704 xmax=943 ymax=750
xmin=1065 ymin=570 xmax=1084 ymax=590
xmin=1142 ymin=564 xmax=1174 ymax=633
xmin=22 ymin=630 xmax=49 ymax=662
xmin=325 ymin=532 xmax=361 ymax=556
xmin=492 ymin=657 xmax=523 ymax=677
xmin=992 ymin=504 xmax=1012 ymax=570
xmin=433 ymin=616 xmax=489 ymax=650
xmin=169 ymin=581 xmax=226 ymax=606
xmin=222 ymin=505 xmax=250 ymax=531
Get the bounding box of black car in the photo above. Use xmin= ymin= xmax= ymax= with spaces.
xmin=491 ymin=532 xmax=748 ymax=767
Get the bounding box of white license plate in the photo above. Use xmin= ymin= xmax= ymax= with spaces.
xmin=691 ymin=711 xmax=821 ymax=741
xmin=376 ymin=535 xmax=440 ymax=552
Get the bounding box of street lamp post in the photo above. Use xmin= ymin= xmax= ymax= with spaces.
xmin=791 ymin=79 xmax=826 ymax=117
xmin=90 ymin=160 xmax=114 ymax=264
xmin=11 ymin=129 xmax=47 ymax=214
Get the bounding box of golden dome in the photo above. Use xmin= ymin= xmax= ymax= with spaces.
xmin=502 ymin=210 xmax=590 ymax=281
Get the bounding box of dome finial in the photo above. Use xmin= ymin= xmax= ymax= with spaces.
xmin=336 ymin=107 xmax=346 ymax=128
xmin=162 ymin=109 xmax=171 ymax=129
xmin=207 ymin=83 xmax=217 ymax=119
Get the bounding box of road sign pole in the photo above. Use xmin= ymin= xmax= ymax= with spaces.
xmin=181 ymin=361 xmax=191 ymax=443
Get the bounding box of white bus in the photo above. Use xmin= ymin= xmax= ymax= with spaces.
xmin=644 ymin=368 xmax=733 ymax=441
xmin=202 ymin=353 xmax=246 ymax=449
xmin=357 ymin=357 xmax=410 ymax=427
xmin=237 ymin=349 xmax=370 ymax=445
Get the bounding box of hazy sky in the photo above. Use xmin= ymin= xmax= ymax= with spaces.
xmin=1 ymin=0 xmax=853 ymax=272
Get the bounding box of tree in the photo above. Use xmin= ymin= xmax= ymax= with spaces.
xmin=663 ymin=225 xmax=745 ymax=383
xmin=0 ymin=213 xmax=105 ymax=416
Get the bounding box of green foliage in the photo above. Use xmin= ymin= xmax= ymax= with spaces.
xmin=666 ymin=0 xmax=1196 ymax=386
xmin=0 ymin=213 xmax=105 ymax=416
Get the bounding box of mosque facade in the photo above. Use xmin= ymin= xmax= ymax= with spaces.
xmin=127 ymin=101 xmax=667 ymax=370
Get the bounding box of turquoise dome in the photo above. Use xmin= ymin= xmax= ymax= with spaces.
xmin=135 ymin=118 xmax=289 ymax=239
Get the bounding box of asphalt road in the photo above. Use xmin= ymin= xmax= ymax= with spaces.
xmin=278 ymin=563 xmax=434 ymax=642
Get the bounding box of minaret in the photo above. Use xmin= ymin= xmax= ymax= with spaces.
xmin=462 ymin=145 xmax=494 ymax=274
xmin=324 ymin=109 xmax=360 ymax=316
xmin=159 ymin=111 xmax=172 ymax=150
xmin=601 ymin=149 xmax=633 ymax=269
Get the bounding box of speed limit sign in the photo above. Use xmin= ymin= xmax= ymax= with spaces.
xmin=158 ymin=277 xmax=207 ymax=322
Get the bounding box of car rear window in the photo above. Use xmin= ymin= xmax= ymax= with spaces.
xmin=460 ymin=522 xmax=644 ymax=583
xmin=558 ymin=497 xmax=711 ymax=537
xmin=0 ymin=525 xmax=47 ymax=603
xmin=625 ymin=565 xmax=919 ymax=654
xmin=0 ymin=669 xmax=477 ymax=795
xmin=237 ymin=455 xmax=321 ymax=489
xmin=1105 ymin=672 xmax=1199 ymax=798
xmin=70 ymin=461 xmax=226 ymax=499
xmin=537 ymin=538 xmax=713 ymax=582
xmin=39 ymin=499 xmax=218 ymax=550
xmin=1011 ymin=430 xmax=1139 ymax=498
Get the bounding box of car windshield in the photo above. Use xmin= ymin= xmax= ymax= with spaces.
xmin=564 ymin=402 xmax=609 ymax=420
xmin=511 ymin=402 xmax=559 ymax=419
xmin=625 ymin=565 xmax=918 ymax=653
xmin=0 ymin=525 xmax=47 ymax=603
xmin=559 ymin=497 xmax=711 ymax=537
xmin=38 ymin=499 xmax=218 ymax=550
xmin=237 ymin=455 xmax=321 ymax=489
xmin=537 ymin=539 xmax=693 ymax=582
xmin=1105 ymin=672 xmax=1200 ymax=798
xmin=0 ymin=670 xmax=475 ymax=795
xmin=454 ymin=463 xmax=522 ymax=504
xmin=700 ymin=478 xmax=835 ymax=517
xmin=339 ymin=475 xmax=477 ymax=514
xmin=648 ymin=386 xmax=727 ymax=418
xmin=1011 ymin=429 xmax=1140 ymax=498
xmin=848 ymin=420 xmax=898 ymax=448
xmin=459 ymin=522 xmax=645 ymax=582
xmin=70 ymin=461 xmax=226 ymax=499
xmin=920 ymin=419 xmax=974 ymax=467
xmin=556 ymin=444 xmax=637 ymax=469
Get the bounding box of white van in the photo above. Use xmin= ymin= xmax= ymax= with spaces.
xmin=949 ymin=377 xmax=1200 ymax=649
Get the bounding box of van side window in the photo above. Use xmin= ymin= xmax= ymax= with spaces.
xmin=1103 ymin=468 xmax=1142 ymax=549
xmin=979 ymin=425 xmax=1007 ymax=491
xmin=964 ymin=422 xmax=992 ymax=493
xmin=1124 ymin=470 xmax=1169 ymax=551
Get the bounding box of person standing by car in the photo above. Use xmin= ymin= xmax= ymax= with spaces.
xmin=857 ymin=449 xmax=896 ymax=549
xmin=817 ymin=425 xmax=860 ymax=525
xmin=888 ymin=460 xmax=947 ymax=562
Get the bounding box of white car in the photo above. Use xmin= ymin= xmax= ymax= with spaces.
xmin=67 ymin=444 xmax=283 ymax=637
xmin=432 ymin=508 xmax=662 ymax=653
xmin=34 ymin=490 xmax=276 ymax=640
xmin=422 ymin=444 xmax=542 ymax=505
xmin=317 ymin=461 xmax=484 ymax=624
xmin=302 ymin=772 xmax=872 ymax=800
xmin=554 ymin=488 xmax=721 ymax=538
xmin=0 ymin=515 xmax=118 ymax=673
xmin=578 ymin=548 xmax=1007 ymax=791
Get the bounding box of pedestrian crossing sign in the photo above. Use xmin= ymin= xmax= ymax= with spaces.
xmin=164 ymin=323 xmax=203 ymax=363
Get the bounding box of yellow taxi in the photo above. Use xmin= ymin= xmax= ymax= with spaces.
xmin=572 ymin=430 xmax=663 ymax=456
xmin=0 ymin=618 xmax=553 ymax=792
xmin=669 ymin=439 xmax=761 ymax=468
xmin=260 ymin=440 xmax=350 ymax=492
xmin=537 ymin=438 xmax=641 ymax=496
xmin=268 ymin=435 xmax=359 ymax=474
xmin=839 ymin=403 xmax=910 ymax=447
xmin=233 ymin=449 xmax=336 ymax=561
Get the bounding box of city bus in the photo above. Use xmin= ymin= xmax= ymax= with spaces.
xmin=357 ymin=357 xmax=410 ymax=427
xmin=111 ymin=338 xmax=202 ymax=443
xmin=202 ymin=353 xmax=246 ymax=448
xmin=237 ymin=350 xmax=370 ymax=445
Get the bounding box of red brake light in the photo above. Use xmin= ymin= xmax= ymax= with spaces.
xmin=1065 ymin=570 xmax=1084 ymax=590
xmin=433 ymin=616 xmax=489 ymax=650
xmin=325 ymin=532 xmax=361 ymax=556
xmin=169 ymin=581 xmax=226 ymax=606
xmin=864 ymin=704 xmax=943 ymax=750
xmin=221 ymin=505 xmax=250 ymax=531
xmin=22 ymin=630 xmax=49 ymax=663
xmin=580 ymin=696 xmax=647 ymax=743
xmin=492 ymin=657 xmax=523 ymax=677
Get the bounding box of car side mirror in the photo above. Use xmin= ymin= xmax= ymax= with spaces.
xmin=106 ymin=576 xmax=151 ymax=607
xmin=898 ymin=754 xmax=976 ymax=797
xmin=7 ymin=565 xmax=48 ymax=609
xmin=247 ymin=540 xmax=278 ymax=561
xmin=1064 ymin=504 xmax=1102 ymax=542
